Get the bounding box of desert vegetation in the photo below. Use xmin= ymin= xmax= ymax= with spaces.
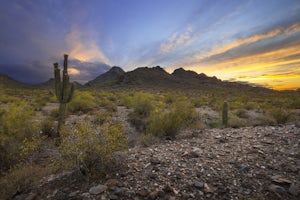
xmin=0 ymin=67 xmax=300 ymax=199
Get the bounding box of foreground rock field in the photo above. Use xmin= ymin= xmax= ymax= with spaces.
xmin=17 ymin=125 xmax=299 ymax=200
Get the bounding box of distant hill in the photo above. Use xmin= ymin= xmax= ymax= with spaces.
xmin=0 ymin=66 xmax=274 ymax=93
xmin=85 ymin=66 xmax=270 ymax=93
xmin=0 ymin=73 xmax=31 ymax=88
xmin=86 ymin=66 xmax=125 ymax=87
xmin=35 ymin=78 xmax=83 ymax=90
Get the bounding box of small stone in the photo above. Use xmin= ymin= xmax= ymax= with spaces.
xmin=271 ymin=175 xmax=292 ymax=184
xmin=150 ymin=157 xmax=161 ymax=165
xmin=241 ymin=166 xmax=251 ymax=173
xmin=194 ymin=181 xmax=204 ymax=189
xmin=268 ymin=184 xmax=288 ymax=197
xmin=149 ymin=190 xmax=165 ymax=199
xmin=203 ymin=183 xmax=214 ymax=193
xmin=169 ymin=196 xmax=176 ymax=200
xmin=69 ymin=191 xmax=79 ymax=197
xmin=137 ymin=189 xmax=149 ymax=197
xmin=114 ymin=187 xmax=128 ymax=195
xmin=289 ymin=183 xmax=299 ymax=196
xmin=81 ymin=192 xmax=91 ymax=199
xmin=190 ymin=147 xmax=203 ymax=157
xmin=124 ymin=190 xmax=135 ymax=197
xmin=25 ymin=192 xmax=37 ymax=200
xmin=89 ymin=184 xmax=107 ymax=195
xmin=106 ymin=179 xmax=119 ymax=188
xmin=109 ymin=194 xmax=119 ymax=199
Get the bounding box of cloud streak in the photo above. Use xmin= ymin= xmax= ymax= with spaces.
xmin=65 ymin=28 xmax=110 ymax=64
xmin=160 ymin=26 xmax=194 ymax=53
xmin=195 ymin=22 xmax=300 ymax=61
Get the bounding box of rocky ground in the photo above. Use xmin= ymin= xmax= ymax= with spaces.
xmin=14 ymin=125 xmax=300 ymax=200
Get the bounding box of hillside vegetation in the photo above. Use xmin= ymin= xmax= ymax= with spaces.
xmin=0 ymin=68 xmax=300 ymax=199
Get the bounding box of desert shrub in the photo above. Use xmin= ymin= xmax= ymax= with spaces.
xmin=228 ymin=114 xmax=247 ymax=128
xmin=93 ymin=110 xmax=114 ymax=125
xmin=139 ymin=133 xmax=160 ymax=147
xmin=68 ymin=91 xmax=96 ymax=113
xmin=32 ymin=92 xmax=52 ymax=110
xmin=98 ymin=98 xmax=117 ymax=112
xmin=0 ymin=101 xmax=40 ymax=172
xmin=0 ymin=164 xmax=50 ymax=199
xmin=128 ymin=92 xmax=154 ymax=130
xmin=269 ymin=108 xmax=291 ymax=124
xmin=50 ymin=108 xmax=59 ymax=119
xmin=191 ymin=96 xmax=208 ymax=107
xmin=147 ymin=101 xmax=197 ymax=138
xmin=40 ymin=118 xmax=56 ymax=137
xmin=235 ymin=109 xmax=248 ymax=119
xmin=58 ymin=120 xmax=128 ymax=175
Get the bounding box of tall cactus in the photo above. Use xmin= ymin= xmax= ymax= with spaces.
xmin=53 ymin=54 xmax=74 ymax=137
xmin=222 ymin=101 xmax=228 ymax=128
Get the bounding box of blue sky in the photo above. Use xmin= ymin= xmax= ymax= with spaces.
xmin=0 ymin=0 xmax=300 ymax=89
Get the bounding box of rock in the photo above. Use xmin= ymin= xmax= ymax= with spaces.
xmin=203 ymin=183 xmax=214 ymax=193
xmin=150 ymin=157 xmax=161 ymax=165
xmin=124 ymin=190 xmax=135 ymax=197
xmin=190 ymin=147 xmax=203 ymax=157
xmin=268 ymin=184 xmax=288 ymax=197
xmin=241 ymin=165 xmax=251 ymax=173
xmin=89 ymin=184 xmax=107 ymax=195
xmin=69 ymin=191 xmax=80 ymax=197
xmin=25 ymin=193 xmax=37 ymax=200
xmin=81 ymin=192 xmax=91 ymax=199
xmin=271 ymin=175 xmax=292 ymax=184
xmin=194 ymin=181 xmax=204 ymax=189
xmin=289 ymin=183 xmax=299 ymax=196
xmin=106 ymin=179 xmax=119 ymax=188
xmin=109 ymin=194 xmax=119 ymax=199
xmin=114 ymin=187 xmax=128 ymax=195
xmin=149 ymin=190 xmax=165 ymax=199
xmin=137 ymin=189 xmax=149 ymax=197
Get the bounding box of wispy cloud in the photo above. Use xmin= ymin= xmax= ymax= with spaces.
xmin=195 ymin=22 xmax=300 ymax=61
xmin=160 ymin=26 xmax=194 ymax=53
xmin=65 ymin=28 xmax=110 ymax=64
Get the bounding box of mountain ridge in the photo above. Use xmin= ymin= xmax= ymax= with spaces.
xmin=1 ymin=67 xmax=275 ymax=92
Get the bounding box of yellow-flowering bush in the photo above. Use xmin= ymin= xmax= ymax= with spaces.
xmin=147 ymin=101 xmax=197 ymax=138
xmin=58 ymin=120 xmax=128 ymax=174
xmin=0 ymin=101 xmax=40 ymax=172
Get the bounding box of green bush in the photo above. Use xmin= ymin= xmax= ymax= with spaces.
xmin=0 ymin=164 xmax=50 ymax=199
xmin=68 ymin=91 xmax=96 ymax=113
xmin=235 ymin=109 xmax=248 ymax=119
xmin=0 ymin=101 xmax=40 ymax=172
xmin=147 ymin=101 xmax=197 ymax=138
xmin=40 ymin=118 xmax=56 ymax=137
xmin=128 ymin=92 xmax=154 ymax=130
xmin=58 ymin=120 xmax=128 ymax=175
xmin=269 ymin=108 xmax=291 ymax=124
xmin=139 ymin=133 xmax=160 ymax=147
xmin=93 ymin=110 xmax=113 ymax=126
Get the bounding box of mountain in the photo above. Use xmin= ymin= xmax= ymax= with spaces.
xmin=34 ymin=78 xmax=55 ymax=89
xmin=0 ymin=73 xmax=31 ymax=88
xmin=35 ymin=78 xmax=83 ymax=90
xmin=85 ymin=66 xmax=125 ymax=87
xmin=121 ymin=66 xmax=179 ymax=88
xmin=85 ymin=66 xmax=269 ymax=92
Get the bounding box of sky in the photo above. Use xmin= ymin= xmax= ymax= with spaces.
xmin=0 ymin=0 xmax=300 ymax=90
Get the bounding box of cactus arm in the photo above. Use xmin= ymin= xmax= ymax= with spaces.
xmin=54 ymin=63 xmax=62 ymax=100
xmin=67 ymin=83 xmax=75 ymax=103
xmin=53 ymin=54 xmax=75 ymax=137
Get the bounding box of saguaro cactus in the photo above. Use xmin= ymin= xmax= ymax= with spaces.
xmin=222 ymin=101 xmax=228 ymax=128
xmin=53 ymin=54 xmax=74 ymax=137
